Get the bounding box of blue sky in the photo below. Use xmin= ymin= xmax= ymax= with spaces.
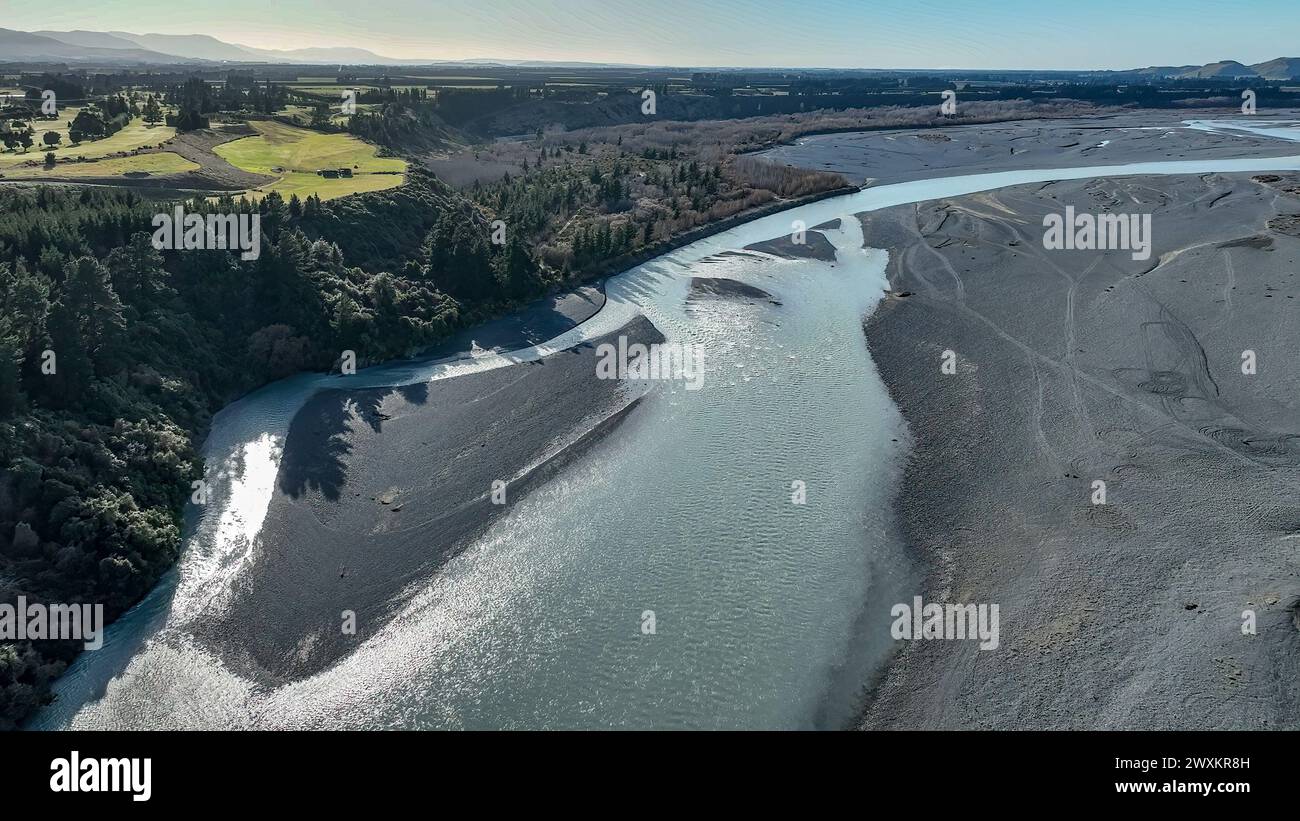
xmin=5 ymin=0 xmax=1296 ymax=69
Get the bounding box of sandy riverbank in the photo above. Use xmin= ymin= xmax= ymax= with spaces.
xmin=856 ymin=172 xmax=1300 ymax=728
xmin=199 ymin=315 xmax=662 ymax=681
xmin=420 ymin=283 xmax=606 ymax=361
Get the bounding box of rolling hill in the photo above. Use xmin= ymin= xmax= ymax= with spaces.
xmin=107 ymin=31 xmax=266 ymax=62
xmin=1187 ymin=60 xmax=1258 ymax=78
xmin=1252 ymin=57 xmax=1300 ymax=80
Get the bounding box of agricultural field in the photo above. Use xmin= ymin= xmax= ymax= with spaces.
xmin=0 ymin=151 xmax=197 ymax=179
xmin=213 ymin=119 xmax=406 ymax=200
xmin=0 ymin=106 xmax=176 ymax=168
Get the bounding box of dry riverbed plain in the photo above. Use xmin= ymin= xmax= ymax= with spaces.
xmin=770 ymin=114 xmax=1300 ymax=728
xmin=760 ymin=109 xmax=1300 ymax=186
xmin=859 ymin=171 xmax=1300 ymax=729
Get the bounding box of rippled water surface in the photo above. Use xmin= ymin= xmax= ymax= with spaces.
xmin=31 ymin=126 xmax=1300 ymax=730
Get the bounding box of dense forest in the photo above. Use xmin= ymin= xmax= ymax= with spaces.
xmin=466 ymin=147 xmax=842 ymax=275
xmin=438 ymin=100 xmax=1105 ymax=275
xmin=0 ymin=170 xmax=549 ymax=728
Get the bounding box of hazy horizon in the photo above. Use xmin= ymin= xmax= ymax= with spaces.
xmin=7 ymin=0 xmax=1300 ymax=70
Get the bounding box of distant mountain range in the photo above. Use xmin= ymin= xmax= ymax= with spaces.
xmin=3 ymin=28 xmax=1300 ymax=76
xmin=1 ymin=28 xmax=419 ymax=65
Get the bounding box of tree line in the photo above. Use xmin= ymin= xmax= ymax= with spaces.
xmin=0 ymin=169 xmax=552 ymax=728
